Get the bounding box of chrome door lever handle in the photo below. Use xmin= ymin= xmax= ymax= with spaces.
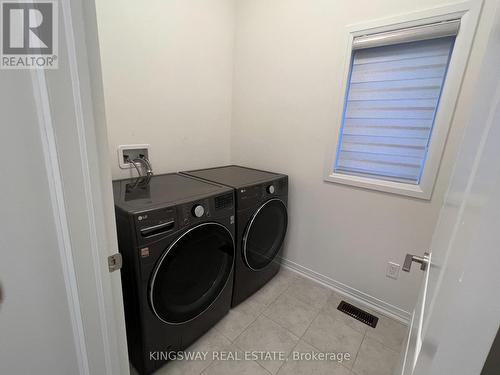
xmin=403 ymin=252 xmax=430 ymax=272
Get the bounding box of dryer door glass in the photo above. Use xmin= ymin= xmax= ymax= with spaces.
xmin=243 ymin=199 xmax=288 ymax=270
xmin=150 ymin=223 xmax=234 ymax=324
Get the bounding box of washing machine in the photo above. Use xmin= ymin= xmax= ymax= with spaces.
xmin=181 ymin=166 xmax=288 ymax=307
xmin=113 ymin=173 xmax=235 ymax=374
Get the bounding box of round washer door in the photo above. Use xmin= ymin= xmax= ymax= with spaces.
xmin=150 ymin=223 xmax=234 ymax=324
xmin=243 ymin=198 xmax=288 ymax=271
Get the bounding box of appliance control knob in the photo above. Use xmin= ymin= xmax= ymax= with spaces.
xmin=192 ymin=205 xmax=205 ymax=218
xmin=267 ymin=185 xmax=275 ymax=194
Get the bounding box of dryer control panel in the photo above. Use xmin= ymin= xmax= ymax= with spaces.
xmin=237 ymin=177 xmax=288 ymax=211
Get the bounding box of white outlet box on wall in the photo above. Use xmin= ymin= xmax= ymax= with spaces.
xmin=117 ymin=144 xmax=151 ymax=169
xmin=386 ymin=262 xmax=401 ymax=280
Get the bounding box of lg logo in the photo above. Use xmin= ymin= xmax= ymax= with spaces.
xmin=1 ymin=1 xmax=58 ymax=69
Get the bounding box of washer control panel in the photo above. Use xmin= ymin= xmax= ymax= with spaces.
xmin=134 ymin=208 xmax=177 ymax=245
xmin=180 ymin=198 xmax=211 ymax=227
xmin=192 ymin=204 xmax=205 ymax=218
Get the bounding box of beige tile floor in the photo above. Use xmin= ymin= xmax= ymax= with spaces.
xmin=145 ymin=269 xmax=408 ymax=375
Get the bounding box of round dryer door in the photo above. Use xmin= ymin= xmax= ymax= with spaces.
xmin=243 ymin=198 xmax=288 ymax=271
xmin=150 ymin=223 xmax=234 ymax=324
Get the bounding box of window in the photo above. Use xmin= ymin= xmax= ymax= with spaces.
xmin=324 ymin=6 xmax=480 ymax=199
xmin=336 ymin=34 xmax=456 ymax=184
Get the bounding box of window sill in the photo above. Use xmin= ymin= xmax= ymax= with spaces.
xmin=324 ymin=171 xmax=432 ymax=200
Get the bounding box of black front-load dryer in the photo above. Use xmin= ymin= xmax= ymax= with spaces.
xmin=181 ymin=166 xmax=288 ymax=307
xmin=113 ymin=173 xmax=235 ymax=374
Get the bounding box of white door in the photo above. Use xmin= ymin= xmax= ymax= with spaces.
xmin=0 ymin=54 xmax=83 ymax=375
xmin=399 ymin=7 xmax=500 ymax=375
xmin=1 ymin=1 xmax=129 ymax=374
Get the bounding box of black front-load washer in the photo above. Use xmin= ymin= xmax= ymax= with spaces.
xmin=113 ymin=173 xmax=235 ymax=374
xmin=181 ymin=166 xmax=288 ymax=307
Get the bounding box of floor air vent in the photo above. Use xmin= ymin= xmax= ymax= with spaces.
xmin=337 ymin=301 xmax=379 ymax=328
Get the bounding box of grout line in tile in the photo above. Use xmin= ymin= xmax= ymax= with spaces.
xmin=231 ymin=324 xmax=248 ymax=345
xmin=254 ymin=358 xmax=274 ymax=374
xmin=215 ymin=327 xmax=234 ymax=344
xmin=362 ymin=333 xmax=402 ymax=354
xmin=364 ymin=317 xmax=407 ymax=349
xmin=348 ymin=331 xmax=366 ymax=373
xmin=232 ymin=273 xmax=297 ymax=341
xmin=261 ymin=313 xmax=301 ymax=341
xmin=261 ymin=277 xmax=332 ymax=341
xmin=199 ymin=360 xmax=214 ymax=375
xmin=231 ymin=282 xmax=300 ymax=375
xmin=267 ymin=296 xmax=326 ymax=373
xmin=299 ymin=306 xmax=323 ymax=340
xmin=232 ymin=316 xmax=287 ymax=375
xmin=231 ymin=302 xmax=271 ymax=345
xmin=219 ymin=273 xmax=335 ymax=373
xmin=223 ymin=297 xmax=269 ymax=343
xmin=273 ymin=341 xmax=298 ymax=375
xmin=270 ymin=280 xmax=294 ymax=304
xmin=300 ymin=308 xmax=364 ymax=373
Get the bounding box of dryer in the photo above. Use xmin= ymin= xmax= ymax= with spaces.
xmin=181 ymin=166 xmax=288 ymax=307
xmin=113 ymin=173 xmax=235 ymax=374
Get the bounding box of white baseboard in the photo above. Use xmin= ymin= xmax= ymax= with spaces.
xmin=280 ymin=257 xmax=411 ymax=325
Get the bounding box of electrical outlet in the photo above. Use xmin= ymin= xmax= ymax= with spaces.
xmin=386 ymin=262 xmax=400 ymax=280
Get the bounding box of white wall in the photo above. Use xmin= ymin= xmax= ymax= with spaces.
xmin=95 ymin=0 xmax=235 ymax=179
xmin=231 ymin=0 xmax=490 ymax=315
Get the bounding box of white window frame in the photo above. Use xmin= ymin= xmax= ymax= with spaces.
xmin=324 ymin=2 xmax=482 ymax=199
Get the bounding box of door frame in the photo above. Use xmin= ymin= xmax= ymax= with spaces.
xmin=30 ymin=0 xmax=129 ymax=374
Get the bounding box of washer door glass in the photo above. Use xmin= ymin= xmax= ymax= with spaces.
xmin=150 ymin=223 xmax=234 ymax=324
xmin=243 ymin=199 xmax=288 ymax=270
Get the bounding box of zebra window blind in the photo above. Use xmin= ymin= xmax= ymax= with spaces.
xmin=334 ymin=22 xmax=458 ymax=184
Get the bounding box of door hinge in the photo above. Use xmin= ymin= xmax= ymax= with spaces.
xmin=108 ymin=253 xmax=123 ymax=273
